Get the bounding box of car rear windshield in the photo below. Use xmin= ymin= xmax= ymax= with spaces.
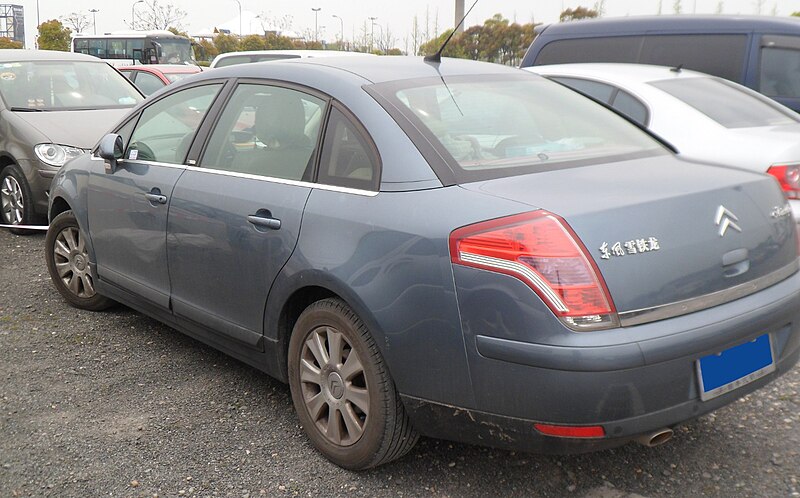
xmin=0 ymin=60 xmax=143 ymax=111
xmin=649 ymin=77 xmax=799 ymax=128
xmin=368 ymin=73 xmax=664 ymax=183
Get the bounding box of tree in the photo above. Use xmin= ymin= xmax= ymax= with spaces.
xmin=793 ymin=11 xmax=800 ymax=16
xmin=715 ymin=2 xmax=724 ymax=14
xmin=0 ymin=37 xmax=22 ymax=49
xmin=673 ymin=0 xmax=683 ymax=14
xmin=239 ymin=35 xmax=265 ymax=51
xmin=213 ymin=33 xmax=239 ymax=54
xmin=560 ymin=7 xmax=600 ymax=22
xmin=38 ymin=20 xmax=72 ymax=51
xmin=134 ymin=0 xmax=187 ymax=31
xmin=60 ymin=12 xmax=91 ymax=34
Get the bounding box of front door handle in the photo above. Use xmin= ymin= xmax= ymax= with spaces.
xmin=247 ymin=214 xmax=281 ymax=230
xmin=145 ymin=193 xmax=167 ymax=204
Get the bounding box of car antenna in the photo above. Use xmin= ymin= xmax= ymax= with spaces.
xmin=670 ymin=64 xmax=683 ymax=73
xmin=424 ymin=0 xmax=479 ymax=63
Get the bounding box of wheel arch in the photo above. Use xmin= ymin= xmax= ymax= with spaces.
xmin=267 ymin=270 xmax=389 ymax=383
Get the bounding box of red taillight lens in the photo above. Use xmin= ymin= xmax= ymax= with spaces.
xmin=767 ymin=164 xmax=800 ymax=199
xmin=534 ymin=423 xmax=606 ymax=438
xmin=450 ymin=211 xmax=618 ymax=331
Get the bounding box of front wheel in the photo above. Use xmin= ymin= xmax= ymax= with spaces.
xmin=0 ymin=164 xmax=38 ymax=234
xmin=288 ymin=298 xmax=418 ymax=469
xmin=45 ymin=210 xmax=115 ymax=311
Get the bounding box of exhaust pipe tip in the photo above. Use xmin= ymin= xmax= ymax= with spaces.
xmin=635 ymin=428 xmax=674 ymax=447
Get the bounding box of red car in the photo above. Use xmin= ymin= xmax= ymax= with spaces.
xmin=118 ymin=64 xmax=202 ymax=96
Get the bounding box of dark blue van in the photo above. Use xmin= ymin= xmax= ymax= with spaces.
xmin=520 ymin=15 xmax=800 ymax=112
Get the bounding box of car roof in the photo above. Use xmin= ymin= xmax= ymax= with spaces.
xmin=528 ymin=63 xmax=710 ymax=85
xmin=122 ymin=64 xmax=202 ymax=73
xmin=0 ymin=49 xmax=103 ymax=63
xmin=213 ymin=49 xmax=375 ymax=59
xmin=538 ymin=14 xmax=800 ymax=36
xmin=203 ymin=56 xmax=519 ymax=85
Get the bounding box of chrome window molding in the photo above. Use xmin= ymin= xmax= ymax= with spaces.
xmin=90 ymin=156 xmax=378 ymax=197
xmin=183 ymin=165 xmax=379 ymax=197
xmin=619 ymin=258 xmax=799 ymax=327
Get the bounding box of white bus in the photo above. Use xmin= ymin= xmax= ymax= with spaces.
xmin=72 ymin=31 xmax=196 ymax=67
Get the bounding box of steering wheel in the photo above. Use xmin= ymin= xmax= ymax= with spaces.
xmin=453 ymin=134 xmax=483 ymax=160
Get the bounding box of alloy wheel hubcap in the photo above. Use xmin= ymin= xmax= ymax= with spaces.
xmin=1 ymin=175 xmax=24 ymax=224
xmin=52 ymin=226 xmax=96 ymax=298
xmin=299 ymin=326 xmax=369 ymax=446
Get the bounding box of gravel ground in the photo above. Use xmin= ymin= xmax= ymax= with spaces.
xmin=1 ymin=229 xmax=799 ymax=498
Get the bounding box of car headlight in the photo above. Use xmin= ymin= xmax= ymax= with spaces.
xmin=34 ymin=143 xmax=85 ymax=167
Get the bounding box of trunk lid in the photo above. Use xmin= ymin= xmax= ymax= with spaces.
xmin=460 ymin=155 xmax=797 ymax=315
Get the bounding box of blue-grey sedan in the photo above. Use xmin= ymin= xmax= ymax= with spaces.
xmin=45 ymin=56 xmax=800 ymax=469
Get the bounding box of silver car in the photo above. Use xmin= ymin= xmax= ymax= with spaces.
xmin=45 ymin=57 xmax=800 ymax=469
xmin=526 ymin=63 xmax=800 ymax=223
xmin=0 ymin=50 xmax=143 ymax=232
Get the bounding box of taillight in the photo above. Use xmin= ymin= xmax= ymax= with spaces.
xmin=450 ymin=210 xmax=619 ymax=331
xmin=534 ymin=423 xmax=606 ymax=438
xmin=767 ymin=164 xmax=800 ymax=199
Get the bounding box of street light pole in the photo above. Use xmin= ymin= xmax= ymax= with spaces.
xmin=368 ymin=16 xmax=377 ymax=51
xmin=233 ymin=0 xmax=242 ymax=36
xmin=89 ymin=9 xmax=99 ymax=34
xmin=332 ymin=14 xmax=343 ymax=47
xmin=131 ymin=0 xmax=144 ymax=30
xmin=312 ymin=7 xmax=321 ymax=43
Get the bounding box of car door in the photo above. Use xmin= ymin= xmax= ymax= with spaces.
xmin=166 ymin=82 xmax=327 ymax=348
xmin=88 ymin=82 xmax=224 ymax=308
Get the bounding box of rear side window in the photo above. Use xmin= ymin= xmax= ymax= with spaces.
xmin=317 ymin=106 xmax=380 ymax=191
xmin=612 ymin=90 xmax=648 ymax=126
xmin=536 ymin=36 xmax=643 ymax=65
xmin=552 ymin=77 xmax=615 ymax=103
xmin=650 ymin=77 xmax=799 ymax=128
xmin=200 ymin=83 xmax=326 ymax=181
xmin=552 ymin=76 xmax=649 ymax=126
xmin=639 ymin=35 xmax=747 ymax=82
xmin=760 ymin=47 xmax=800 ymax=98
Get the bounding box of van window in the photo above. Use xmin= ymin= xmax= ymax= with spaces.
xmin=536 ymin=36 xmax=643 ymax=65
xmin=639 ymin=35 xmax=748 ymax=82
xmin=650 ymin=77 xmax=798 ymax=128
xmin=760 ymin=47 xmax=800 ymax=99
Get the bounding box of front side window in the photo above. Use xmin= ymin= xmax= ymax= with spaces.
xmin=0 ymin=60 xmax=142 ymax=110
xmin=200 ymin=83 xmax=326 ymax=181
xmin=651 ymin=77 xmax=799 ymax=128
xmin=370 ymin=74 xmax=663 ymax=182
xmin=127 ymin=84 xmax=221 ymax=164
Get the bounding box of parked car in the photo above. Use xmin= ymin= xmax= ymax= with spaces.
xmin=118 ymin=64 xmax=203 ymax=96
xmin=209 ymin=49 xmax=375 ymax=68
xmin=526 ymin=63 xmax=800 ymax=223
xmin=45 ymin=56 xmax=800 ymax=469
xmin=520 ymin=15 xmax=800 ymax=112
xmin=0 ymin=49 xmax=143 ymax=232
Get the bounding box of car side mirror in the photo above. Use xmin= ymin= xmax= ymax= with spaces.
xmin=98 ymin=133 xmax=124 ymax=174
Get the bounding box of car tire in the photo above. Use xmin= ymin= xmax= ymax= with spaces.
xmin=288 ymin=298 xmax=419 ymax=469
xmin=45 ymin=210 xmax=115 ymax=311
xmin=0 ymin=164 xmax=39 ymax=235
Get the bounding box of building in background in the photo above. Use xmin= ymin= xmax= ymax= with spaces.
xmin=0 ymin=4 xmax=24 ymax=47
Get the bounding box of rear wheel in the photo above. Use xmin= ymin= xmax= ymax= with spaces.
xmin=0 ymin=164 xmax=37 ymax=234
xmin=288 ymin=298 xmax=418 ymax=469
xmin=45 ymin=210 xmax=115 ymax=311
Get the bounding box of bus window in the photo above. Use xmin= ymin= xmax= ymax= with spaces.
xmin=88 ymin=39 xmax=106 ymax=57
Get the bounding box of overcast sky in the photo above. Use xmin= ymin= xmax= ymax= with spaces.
xmin=19 ymin=0 xmax=800 ymax=49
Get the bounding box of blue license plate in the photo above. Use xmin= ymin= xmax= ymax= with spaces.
xmin=697 ymin=334 xmax=775 ymax=401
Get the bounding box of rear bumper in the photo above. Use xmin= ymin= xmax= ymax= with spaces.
xmin=410 ymin=265 xmax=800 ymax=453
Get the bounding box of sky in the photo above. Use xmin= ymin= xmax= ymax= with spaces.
xmin=17 ymin=0 xmax=800 ymax=50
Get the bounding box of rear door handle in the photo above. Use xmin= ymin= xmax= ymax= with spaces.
xmin=144 ymin=193 xmax=167 ymax=204
xmin=247 ymin=214 xmax=281 ymax=230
